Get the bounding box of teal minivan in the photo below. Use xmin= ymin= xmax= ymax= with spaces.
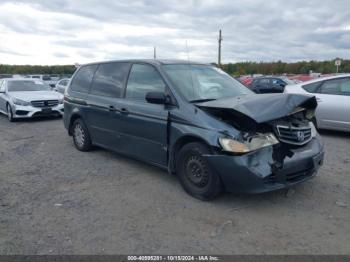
xmin=64 ymin=59 xmax=324 ymax=200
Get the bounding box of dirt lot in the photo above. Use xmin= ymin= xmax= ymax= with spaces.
xmin=0 ymin=116 xmax=349 ymax=255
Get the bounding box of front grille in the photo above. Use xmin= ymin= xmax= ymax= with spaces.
xmin=276 ymin=124 xmax=312 ymax=145
xmin=31 ymin=100 xmax=59 ymax=108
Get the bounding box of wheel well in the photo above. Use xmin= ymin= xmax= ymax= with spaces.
xmin=68 ymin=114 xmax=81 ymax=135
xmin=169 ymin=135 xmax=212 ymax=174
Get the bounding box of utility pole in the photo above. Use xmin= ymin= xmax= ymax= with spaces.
xmin=218 ymin=29 xmax=223 ymax=67
xmin=154 ymin=46 xmax=157 ymax=59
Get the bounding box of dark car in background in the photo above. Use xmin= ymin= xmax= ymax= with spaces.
xmin=63 ymin=60 xmax=324 ymax=200
xmin=250 ymin=76 xmax=297 ymax=93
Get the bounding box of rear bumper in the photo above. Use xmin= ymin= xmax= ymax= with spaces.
xmin=205 ymin=137 xmax=324 ymax=194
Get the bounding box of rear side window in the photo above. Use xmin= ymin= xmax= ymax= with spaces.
xmin=91 ymin=62 xmax=130 ymax=98
xmin=258 ymin=78 xmax=270 ymax=87
xmin=126 ymin=64 xmax=166 ymax=101
xmin=320 ymin=77 xmax=350 ymax=95
xmin=302 ymin=82 xmax=321 ymax=93
xmin=70 ymin=65 xmax=98 ymax=93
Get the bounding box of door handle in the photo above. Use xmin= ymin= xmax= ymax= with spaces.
xmin=109 ymin=105 xmax=117 ymax=112
xmin=120 ymin=108 xmax=129 ymax=114
xmin=316 ymin=97 xmax=322 ymax=102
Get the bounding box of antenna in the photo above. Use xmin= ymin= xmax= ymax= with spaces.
xmin=218 ymin=29 xmax=223 ymax=67
xmin=153 ymin=46 xmax=157 ymax=59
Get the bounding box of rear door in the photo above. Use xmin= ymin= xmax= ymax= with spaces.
xmin=315 ymin=77 xmax=350 ymax=131
xmin=86 ymin=62 xmax=131 ymax=148
xmin=115 ymin=63 xmax=169 ymax=166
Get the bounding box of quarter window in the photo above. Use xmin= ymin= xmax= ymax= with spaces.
xmin=302 ymin=82 xmax=321 ymax=93
xmin=70 ymin=65 xmax=98 ymax=93
xmin=126 ymin=64 xmax=166 ymax=101
xmin=91 ymin=62 xmax=130 ymax=98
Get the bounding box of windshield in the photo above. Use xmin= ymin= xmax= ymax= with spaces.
xmin=163 ymin=64 xmax=252 ymax=101
xmin=8 ymin=80 xmax=51 ymax=92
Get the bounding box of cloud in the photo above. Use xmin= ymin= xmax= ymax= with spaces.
xmin=0 ymin=0 xmax=349 ymax=65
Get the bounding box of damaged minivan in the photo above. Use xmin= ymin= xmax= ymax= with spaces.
xmin=64 ymin=60 xmax=324 ymax=200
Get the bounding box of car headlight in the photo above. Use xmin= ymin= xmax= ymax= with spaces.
xmin=58 ymin=98 xmax=64 ymax=104
xmin=310 ymin=122 xmax=317 ymax=137
xmin=12 ymin=98 xmax=30 ymax=106
xmin=219 ymin=133 xmax=279 ymax=153
xmin=305 ymin=109 xmax=315 ymax=120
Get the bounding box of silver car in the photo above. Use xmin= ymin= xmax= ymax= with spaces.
xmin=54 ymin=78 xmax=70 ymax=94
xmin=284 ymin=74 xmax=350 ymax=132
xmin=0 ymin=78 xmax=64 ymax=122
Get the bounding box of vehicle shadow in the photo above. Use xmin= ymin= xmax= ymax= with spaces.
xmin=2 ymin=115 xmax=62 ymax=123
xmin=92 ymin=145 xmax=299 ymax=205
xmin=318 ymin=129 xmax=350 ymax=138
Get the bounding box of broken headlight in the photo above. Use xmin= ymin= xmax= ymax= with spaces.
xmin=219 ymin=133 xmax=279 ymax=154
xmin=305 ymin=109 xmax=315 ymax=120
xmin=310 ymin=122 xmax=317 ymax=137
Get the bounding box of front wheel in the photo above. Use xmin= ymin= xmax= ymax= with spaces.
xmin=176 ymin=142 xmax=223 ymax=201
xmin=6 ymin=104 xmax=15 ymax=122
xmin=72 ymin=118 xmax=92 ymax=151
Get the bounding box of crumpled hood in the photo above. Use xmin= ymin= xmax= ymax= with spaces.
xmin=9 ymin=91 xmax=63 ymax=102
xmin=196 ymin=93 xmax=317 ymax=123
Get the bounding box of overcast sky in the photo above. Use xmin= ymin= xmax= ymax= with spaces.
xmin=0 ymin=0 xmax=349 ymax=65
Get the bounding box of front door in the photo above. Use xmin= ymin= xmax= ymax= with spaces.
xmin=116 ymin=63 xmax=169 ymax=166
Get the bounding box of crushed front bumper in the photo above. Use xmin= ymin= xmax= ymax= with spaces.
xmin=12 ymin=104 xmax=64 ymax=119
xmin=205 ymin=137 xmax=324 ymax=194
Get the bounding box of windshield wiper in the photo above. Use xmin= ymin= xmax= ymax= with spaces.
xmin=189 ymin=98 xmax=217 ymax=103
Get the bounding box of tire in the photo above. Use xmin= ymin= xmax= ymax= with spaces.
xmin=311 ymin=117 xmax=318 ymax=129
xmin=6 ymin=104 xmax=15 ymax=122
xmin=176 ymin=142 xmax=223 ymax=201
xmin=72 ymin=118 xmax=92 ymax=151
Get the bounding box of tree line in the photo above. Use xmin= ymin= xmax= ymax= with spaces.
xmin=0 ymin=58 xmax=349 ymax=76
xmin=0 ymin=64 xmax=76 ymax=75
xmin=219 ymin=58 xmax=350 ymax=76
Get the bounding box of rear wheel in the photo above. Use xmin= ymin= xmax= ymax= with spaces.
xmin=6 ymin=104 xmax=15 ymax=122
xmin=72 ymin=118 xmax=92 ymax=151
xmin=176 ymin=142 xmax=223 ymax=201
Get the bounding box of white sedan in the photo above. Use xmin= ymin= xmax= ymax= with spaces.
xmin=284 ymin=74 xmax=350 ymax=132
xmin=0 ymin=78 xmax=64 ymax=122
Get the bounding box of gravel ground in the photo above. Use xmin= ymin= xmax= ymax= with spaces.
xmin=0 ymin=115 xmax=349 ymax=255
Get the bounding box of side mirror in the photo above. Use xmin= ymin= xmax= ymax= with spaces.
xmin=146 ymin=92 xmax=170 ymax=105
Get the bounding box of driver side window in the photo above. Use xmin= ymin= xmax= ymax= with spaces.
xmin=126 ymin=64 xmax=166 ymax=102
